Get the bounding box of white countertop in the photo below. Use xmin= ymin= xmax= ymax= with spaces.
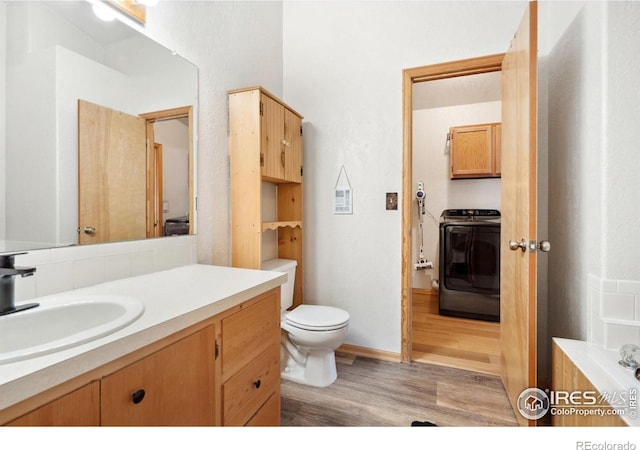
xmin=553 ymin=338 xmax=640 ymax=426
xmin=0 ymin=264 xmax=286 ymax=411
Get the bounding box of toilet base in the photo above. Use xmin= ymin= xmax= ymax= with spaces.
xmin=281 ymin=346 xmax=338 ymax=388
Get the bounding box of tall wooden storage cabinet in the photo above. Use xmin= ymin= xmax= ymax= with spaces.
xmin=229 ymin=87 xmax=304 ymax=308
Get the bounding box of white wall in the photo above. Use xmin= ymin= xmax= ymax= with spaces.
xmin=412 ymin=101 xmax=501 ymax=289
xmin=282 ymin=1 xmax=527 ymax=352
xmin=543 ymin=1 xmax=640 ymax=354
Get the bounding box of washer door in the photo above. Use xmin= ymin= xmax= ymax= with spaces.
xmin=441 ymin=223 xmax=500 ymax=295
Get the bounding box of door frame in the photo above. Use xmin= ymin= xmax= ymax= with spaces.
xmin=400 ymin=54 xmax=505 ymax=362
xmin=140 ymin=106 xmax=195 ymax=237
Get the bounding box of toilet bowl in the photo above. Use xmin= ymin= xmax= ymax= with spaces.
xmin=262 ymin=258 xmax=349 ymax=388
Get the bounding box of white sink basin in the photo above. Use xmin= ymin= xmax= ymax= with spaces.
xmin=0 ymin=295 xmax=145 ymax=364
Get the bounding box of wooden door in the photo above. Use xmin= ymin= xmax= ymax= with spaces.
xmin=78 ymin=100 xmax=147 ymax=244
xmin=500 ymin=1 xmax=538 ymax=426
xmin=101 ymin=326 xmax=216 ymax=426
xmin=260 ymin=94 xmax=285 ymax=182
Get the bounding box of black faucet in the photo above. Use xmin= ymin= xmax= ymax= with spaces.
xmin=0 ymin=252 xmax=39 ymax=317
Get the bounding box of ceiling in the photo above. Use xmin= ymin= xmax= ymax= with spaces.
xmin=413 ymin=71 xmax=502 ymax=110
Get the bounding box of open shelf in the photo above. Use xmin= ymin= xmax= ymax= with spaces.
xmin=262 ymin=221 xmax=302 ymax=232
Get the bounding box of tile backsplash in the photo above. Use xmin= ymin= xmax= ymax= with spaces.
xmin=589 ymin=274 xmax=640 ymax=349
xmin=13 ymin=235 xmax=198 ymax=302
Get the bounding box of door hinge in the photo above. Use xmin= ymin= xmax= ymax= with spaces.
xmin=260 ymin=153 xmax=264 ymax=167
xmin=300 ymin=125 xmax=303 ymax=136
xmin=214 ymin=340 xmax=219 ymax=360
xmin=259 ymin=101 xmax=264 ymax=116
xmin=300 ymin=166 xmax=303 ymax=176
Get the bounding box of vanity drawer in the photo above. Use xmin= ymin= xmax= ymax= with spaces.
xmin=220 ymin=290 xmax=280 ymax=378
xmin=245 ymin=392 xmax=280 ymax=426
xmin=222 ymin=344 xmax=279 ymax=426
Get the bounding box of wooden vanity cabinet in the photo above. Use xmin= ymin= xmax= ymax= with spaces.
xmin=101 ymin=325 xmax=216 ymax=426
xmin=6 ymin=381 xmax=100 ymax=426
xmin=220 ymin=288 xmax=281 ymax=426
xmin=449 ymin=122 xmax=501 ymax=179
xmin=2 ymin=288 xmax=282 ymax=427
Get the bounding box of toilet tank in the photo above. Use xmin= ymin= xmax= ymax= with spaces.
xmin=262 ymin=258 xmax=297 ymax=310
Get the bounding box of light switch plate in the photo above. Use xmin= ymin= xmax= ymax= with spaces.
xmin=386 ymin=192 xmax=398 ymax=210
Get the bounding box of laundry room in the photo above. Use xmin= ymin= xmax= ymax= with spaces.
xmin=410 ymin=70 xmax=503 ymax=374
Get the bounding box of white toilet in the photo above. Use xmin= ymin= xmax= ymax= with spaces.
xmin=262 ymin=258 xmax=349 ymax=388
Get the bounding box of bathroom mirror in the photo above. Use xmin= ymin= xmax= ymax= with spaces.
xmin=1 ymin=0 xmax=198 ymax=252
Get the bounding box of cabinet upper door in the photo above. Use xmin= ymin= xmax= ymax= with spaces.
xmin=101 ymin=325 xmax=216 ymax=426
xmin=260 ymin=94 xmax=286 ymax=182
xmin=450 ymin=124 xmax=495 ymax=178
xmin=284 ymin=108 xmax=303 ymax=183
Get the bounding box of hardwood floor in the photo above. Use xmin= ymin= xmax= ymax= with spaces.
xmin=280 ymin=289 xmax=513 ymax=427
xmin=411 ymin=289 xmax=502 ymax=376
xmin=281 ymin=352 xmax=518 ymax=426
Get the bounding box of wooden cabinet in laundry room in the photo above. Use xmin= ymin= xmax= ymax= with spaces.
xmin=449 ymin=122 xmax=501 ymax=179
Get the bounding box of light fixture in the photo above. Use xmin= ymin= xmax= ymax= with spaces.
xmin=92 ymin=2 xmax=117 ymax=22
xmin=135 ymin=0 xmax=159 ymax=6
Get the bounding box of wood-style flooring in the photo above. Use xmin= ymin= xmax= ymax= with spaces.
xmin=411 ymin=289 xmax=502 ymax=376
xmin=281 ymin=352 xmax=518 ymax=426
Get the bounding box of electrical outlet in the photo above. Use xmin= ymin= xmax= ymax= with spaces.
xmin=386 ymin=192 xmax=398 ymax=210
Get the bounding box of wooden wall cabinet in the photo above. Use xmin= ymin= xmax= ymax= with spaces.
xmin=2 ymin=289 xmax=281 ymax=427
xmin=229 ymin=86 xmax=304 ymax=308
xmin=449 ymin=122 xmax=501 ymax=179
xmin=260 ymin=93 xmax=303 ymax=184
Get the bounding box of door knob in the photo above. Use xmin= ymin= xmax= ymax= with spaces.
xmin=537 ymin=240 xmax=551 ymax=252
xmin=83 ymin=226 xmax=96 ymax=236
xmin=509 ymin=239 xmax=551 ymax=253
xmin=509 ymin=239 xmax=527 ymax=252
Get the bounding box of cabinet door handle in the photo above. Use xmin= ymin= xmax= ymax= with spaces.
xmin=280 ymin=150 xmax=285 ymax=168
xmin=253 ymin=379 xmax=261 ymax=389
xmin=132 ymin=389 xmax=146 ymax=404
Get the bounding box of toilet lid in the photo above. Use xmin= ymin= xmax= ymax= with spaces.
xmin=285 ymin=305 xmax=350 ymax=331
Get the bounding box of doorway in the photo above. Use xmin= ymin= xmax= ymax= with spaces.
xmin=401 ymin=54 xmax=505 ymax=366
xmin=140 ymin=106 xmax=195 ymax=238
xmin=409 ymin=70 xmax=503 ymax=375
